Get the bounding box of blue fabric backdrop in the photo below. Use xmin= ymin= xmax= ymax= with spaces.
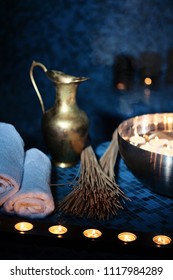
xmin=1 ymin=0 xmax=173 ymax=150
xmin=1 ymin=0 xmax=173 ymax=259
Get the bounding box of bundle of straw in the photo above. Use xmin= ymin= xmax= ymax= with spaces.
xmin=99 ymin=130 xmax=128 ymax=202
xmin=58 ymin=129 xmax=130 ymax=220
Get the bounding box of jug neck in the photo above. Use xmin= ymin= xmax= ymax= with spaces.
xmin=54 ymin=82 xmax=79 ymax=112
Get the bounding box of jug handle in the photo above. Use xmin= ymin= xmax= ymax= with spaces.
xmin=29 ymin=61 xmax=47 ymax=114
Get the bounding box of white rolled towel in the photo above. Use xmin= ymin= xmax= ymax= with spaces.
xmin=4 ymin=148 xmax=55 ymax=218
xmin=0 ymin=122 xmax=24 ymax=206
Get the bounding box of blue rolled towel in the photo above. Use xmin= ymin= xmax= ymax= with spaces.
xmin=0 ymin=122 xmax=24 ymax=206
xmin=4 ymin=148 xmax=55 ymax=218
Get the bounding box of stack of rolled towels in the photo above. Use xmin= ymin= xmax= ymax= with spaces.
xmin=0 ymin=122 xmax=55 ymax=218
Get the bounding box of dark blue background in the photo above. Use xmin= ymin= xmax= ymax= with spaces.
xmin=1 ymin=0 xmax=173 ymax=151
xmin=1 ymin=0 xmax=173 ymax=259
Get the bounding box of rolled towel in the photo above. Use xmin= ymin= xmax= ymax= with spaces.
xmin=4 ymin=148 xmax=55 ymax=218
xmin=0 ymin=122 xmax=24 ymax=206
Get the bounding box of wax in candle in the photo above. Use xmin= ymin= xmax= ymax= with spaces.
xmin=14 ymin=222 xmax=34 ymax=232
xmin=118 ymin=232 xmax=137 ymax=242
xmin=83 ymin=229 xmax=102 ymax=239
xmin=48 ymin=225 xmax=68 ymax=235
xmin=153 ymin=235 xmax=172 ymax=245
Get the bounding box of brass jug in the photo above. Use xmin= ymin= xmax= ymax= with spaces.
xmin=30 ymin=61 xmax=89 ymax=167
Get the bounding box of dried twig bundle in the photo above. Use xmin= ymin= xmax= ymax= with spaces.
xmin=99 ymin=130 xmax=119 ymax=179
xmin=99 ymin=129 xmax=128 ymax=202
xmin=58 ymin=130 xmax=130 ymax=220
xmin=58 ymin=146 xmax=123 ymax=219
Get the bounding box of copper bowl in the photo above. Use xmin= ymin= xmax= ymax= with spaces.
xmin=117 ymin=113 xmax=173 ymax=198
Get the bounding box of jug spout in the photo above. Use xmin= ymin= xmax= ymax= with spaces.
xmin=46 ymin=70 xmax=90 ymax=84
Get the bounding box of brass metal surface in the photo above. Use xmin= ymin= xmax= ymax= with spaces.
xmin=30 ymin=61 xmax=89 ymax=167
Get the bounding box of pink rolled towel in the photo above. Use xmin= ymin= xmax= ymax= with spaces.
xmin=4 ymin=148 xmax=55 ymax=218
xmin=0 ymin=122 xmax=24 ymax=206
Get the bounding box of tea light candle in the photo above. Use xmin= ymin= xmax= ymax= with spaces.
xmin=83 ymin=228 xmax=102 ymax=239
xmin=129 ymin=135 xmax=146 ymax=146
xmin=118 ymin=232 xmax=137 ymax=242
xmin=48 ymin=225 xmax=68 ymax=235
xmin=14 ymin=222 xmax=34 ymax=233
xmin=153 ymin=235 xmax=172 ymax=245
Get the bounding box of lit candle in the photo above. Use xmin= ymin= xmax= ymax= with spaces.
xmin=83 ymin=228 xmax=102 ymax=239
xmin=153 ymin=235 xmax=172 ymax=245
xmin=48 ymin=225 xmax=68 ymax=235
xmin=14 ymin=222 xmax=34 ymax=233
xmin=129 ymin=135 xmax=146 ymax=146
xmin=144 ymin=77 xmax=152 ymax=86
xmin=118 ymin=232 xmax=137 ymax=242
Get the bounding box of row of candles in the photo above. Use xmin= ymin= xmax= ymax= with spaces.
xmin=14 ymin=221 xmax=172 ymax=247
xmin=129 ymin=134 xmax=173 ymax=156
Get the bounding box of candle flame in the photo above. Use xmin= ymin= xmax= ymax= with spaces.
xmin=153 ymin=235 xmax=172 ymax=245
xmin=58 ymin=225 xmax=62 ymax=233
xmin=118 ymin=232 xmax=137 ymax=242
xmin=83 ymin=228 xmax=102 ymax=239
xmin=48 ymin=225 xmax=68 ymax=235
xmin=144 ymin=77 xmax=152 ymax=85
xmin=14 ymin=222 xmax=33 ymax=232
